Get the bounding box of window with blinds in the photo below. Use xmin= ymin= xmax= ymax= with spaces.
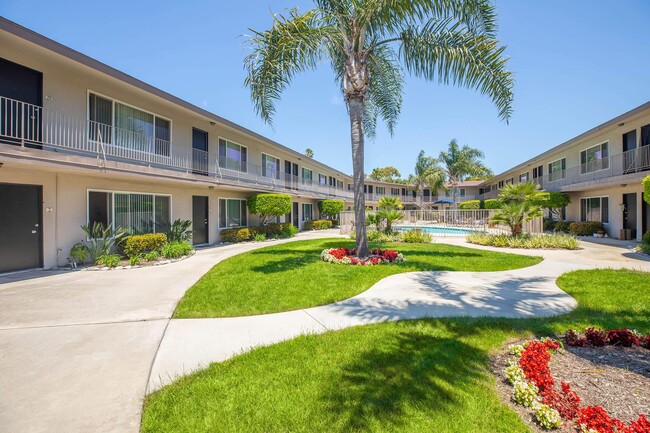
xmin=87 ymin=191 xmax=171 ymax=233
xmin=88 ymin=93 xmax=171 ymax=157
xmin=262 ymin=153 xmax=280 ymax=179
xmin=218 ymin=198 xmax=248 ymax=228
xmin=218 ymin=139 xmax=247 ymax=172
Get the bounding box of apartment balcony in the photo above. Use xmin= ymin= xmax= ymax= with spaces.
xmin=364 ymin=193 xmax=415 ymax=203
xmin=0 ymin=96 xmax=352 ymax=200
xmin=439 ymin=194 xmax=479 ymax=202
xmin=542 ymin=147 xmax=650 ymax=191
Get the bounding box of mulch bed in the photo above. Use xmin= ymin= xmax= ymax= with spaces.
xmin=491 ymin=338 xmax=650 ymax=432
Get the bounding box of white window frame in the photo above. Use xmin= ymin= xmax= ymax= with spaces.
xmin=87 ymin=90 xmax=173 ymax=157
xmin=302 ymin=203 xmax=313 ymax=222
xmin=519 ymin=172 xmax=529 ymax=182
xmin=580 ymin=195 xmax=609 ymax=224
xmin=218 ymin=197 xmax=249 ymax=229
xmin=376 ymin=186 xmax=386 ymax=195
xmin=218 ymin=137 xmax=248 ymax=173
xmin=390 ymin=187 xmax=400 ymax=196
xmin=548 ymin=157 xmax=566 ymax=181
xmin=302 ymin=168 xmax=313 ymax=184
xmin=580 ymin=141 xmax=609 ymax=174
xmin=261 ymin=152 xmax=281 ymax=179
xmin=86 ymin=188 xmax=173 ymax=232
xmin=318 ymin=173 xmax=327 ymax=185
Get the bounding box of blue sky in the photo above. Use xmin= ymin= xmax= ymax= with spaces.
xmin=2 ymin=1 xmax=649 ymax=177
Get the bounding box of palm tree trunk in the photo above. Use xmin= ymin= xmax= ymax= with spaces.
xmin=348 ymin=96 xmax=369 ymax=258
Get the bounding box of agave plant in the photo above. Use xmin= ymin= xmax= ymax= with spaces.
xmin=80 ymin=222 xmax=129 ymax=263
xmin=157 ymin=219 xmax=193 ymax=243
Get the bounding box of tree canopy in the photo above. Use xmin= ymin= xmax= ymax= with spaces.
xmin=368 ymin=166 xmax=403 ymax=183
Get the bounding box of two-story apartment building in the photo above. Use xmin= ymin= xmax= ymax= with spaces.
xmin=0 ymin=18 xmax=353 ymax=273
xmin=360 ymin=179 xmax=483 ymax=210
xmin=479 ymin=102 xmax=650 ymax=240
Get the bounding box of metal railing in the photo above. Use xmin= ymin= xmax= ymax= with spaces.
xmin=339 ymin=209 xmax=543 ymax=236
xmin=0 ymin=95 xmax=352 ymax=199
xmin=364 ymin=193 xmax=416 ymax=203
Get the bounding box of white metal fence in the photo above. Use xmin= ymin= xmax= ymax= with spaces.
xmin=339 ymin=210 xmax=543 ymax=237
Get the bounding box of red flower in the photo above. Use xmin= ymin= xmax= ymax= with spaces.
xmin=585 ymin=327 xmax=608 ymax=347
xmin=578 ymin=406 xmax=626 ymax=433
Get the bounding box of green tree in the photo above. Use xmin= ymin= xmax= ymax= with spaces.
xmin=407 ymin=150 xmax=445 ymax=206
xmin=247 ymin=194 xmax=292 ymax=225
xmin=369 ymin=166 xmax=402 ymax=183
xmin=438 ymin=139 xmax=493 ymax=204
xmin=318 ymin=199 xmax=345 ymax=219
xmin=535 ymin=192 xmax=570 ymax=220
xmin=305 ymin=148 xmax=314 ymax=158
xmin=244 ymin=1 xmax=514 ymax=257
xmin=643 ymin=176 xmax=650 ymax=204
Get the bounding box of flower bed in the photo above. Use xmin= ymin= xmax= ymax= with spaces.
xmin=320 ymin=247 xmax=405 ymax=266
xmin=504 ymin=333 xmax=650 ymax=432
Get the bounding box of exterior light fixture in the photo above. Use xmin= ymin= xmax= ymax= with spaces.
xmin=209 ymin=121 xmax=216 ymax=126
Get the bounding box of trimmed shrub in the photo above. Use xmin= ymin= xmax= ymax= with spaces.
xmin=331 ymin=219 xmax=340 ymax=226
xmin=467 ymin=232 xmax=580 ymax=250
xmin=644 ymin=176 xmax=650 ymax=204
xmin=483 ymin=199 xmax=501 ymax=209
xmin=402 ymin=229 xmax=432 ymax=243
xmin=569 ymin=221 xmax=605 ymax=236
xmin=144 ymin=250 xmax=160 ymax=261
xmin=220 ymin=227 xmax=252 ymax=243
xmin=250 ymin=223 xmax=293 ymax=238
xmin=459 ymin=200 xmax=481 ymax=210
xmin=543 ymin=217 xmax=556 ymax=232
xmin=123 ymin=233 xmax=168 ymax=258
xmin=247 ymin=194 xmax=292 ymax=225
xmin=161 ymin=241 xmax=193 ymax=259
xmin=304 ymin=220 xmax=333 ymax=230
xmin=318 ymin=199 xmax=344 ymax=219
xmin=554 ymin=220 xmax=573 ymax=233
xmin=253 ymin=233 xmax=267 ymax=242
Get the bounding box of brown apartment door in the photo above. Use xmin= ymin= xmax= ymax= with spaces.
xmin=0 ymin=57 xmax=43 ymax=149
xmin=0 ymin=183 xmax=43 ymax=272
xmin=192 ymin=196 xmax=209 ymax=245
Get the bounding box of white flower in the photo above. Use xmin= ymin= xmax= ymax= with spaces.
xmin=513 ymin=379 xmax=538 ymax=408
xmin=534 ymin=404 xmax=562 ymax=429
xmin=508 ymin=344 xmax=524 ymax=357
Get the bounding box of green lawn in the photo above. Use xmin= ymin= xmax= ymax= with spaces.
xmin=142 ymin=269 xmax=650 ymax=433
xmin=174 ymin=238 xmax=542 ymax=318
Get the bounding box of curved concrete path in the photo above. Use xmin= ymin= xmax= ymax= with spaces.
xmin=1 ymin=232 xmax=648 ymax=432
xmin=147 ymin=237 xmax=650 ymax=393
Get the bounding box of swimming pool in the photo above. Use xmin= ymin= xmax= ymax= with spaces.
xmin=393 ymin=225 xmax=482 ymax=236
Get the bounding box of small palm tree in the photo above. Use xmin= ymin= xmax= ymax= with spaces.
xmin=491 ymin=182 xmax=543 ymax=236
xmin=304 ymin=148 xmax=314 ymax=158
xmin=377 ymin=195 xmax=403 ymax=210
xmin=438 ymin=139 xmax=492 ymax=204
xmin=491 ymin=202 xmax=542 ymax=236
xmin=245 ymin=1 xmax=514 ymax=257
xmin=407 ymin=150 xmax=446 ymax=206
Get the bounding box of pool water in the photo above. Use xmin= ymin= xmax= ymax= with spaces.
xmin=394 ymin=226 xmax=481 ymax=236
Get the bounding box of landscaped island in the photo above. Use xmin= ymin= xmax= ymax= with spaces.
xmin=173 ymin=238 xmax=542 ymax=318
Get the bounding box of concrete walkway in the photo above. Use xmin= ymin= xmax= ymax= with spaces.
xmin=0 ymin=230 xmax=341 ymax=433
xmin=2 ymin=233 xmax=649 ymax=432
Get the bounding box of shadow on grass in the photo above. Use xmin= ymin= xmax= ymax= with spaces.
xmin=320 ymin=329 xmax=487 ymax=431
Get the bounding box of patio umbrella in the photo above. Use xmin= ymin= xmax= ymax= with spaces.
xmin=433 ymin=200 xmax=454 ymax=205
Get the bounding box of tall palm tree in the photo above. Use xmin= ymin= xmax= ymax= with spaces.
xmin=438 ymin=138 xmax=493 ymax=205
xmin=407 ymin=150 xmax=445 ymax=207
xmin=244 ymin=0 xmax=514 ymax=257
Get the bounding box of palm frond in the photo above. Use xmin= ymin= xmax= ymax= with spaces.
xmin=399 ymin=18 xmax=514 ymax=121
xmin=366 ymin=43 xmax=403 ymax=136
xmin=244 ymin=8 xmax=334 ymax=123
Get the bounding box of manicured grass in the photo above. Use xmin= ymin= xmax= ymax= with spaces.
xmin=142 ymin=269 xmax=650 ymax=433
xmin=174 ymin=238 xmax=542 ymax=318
